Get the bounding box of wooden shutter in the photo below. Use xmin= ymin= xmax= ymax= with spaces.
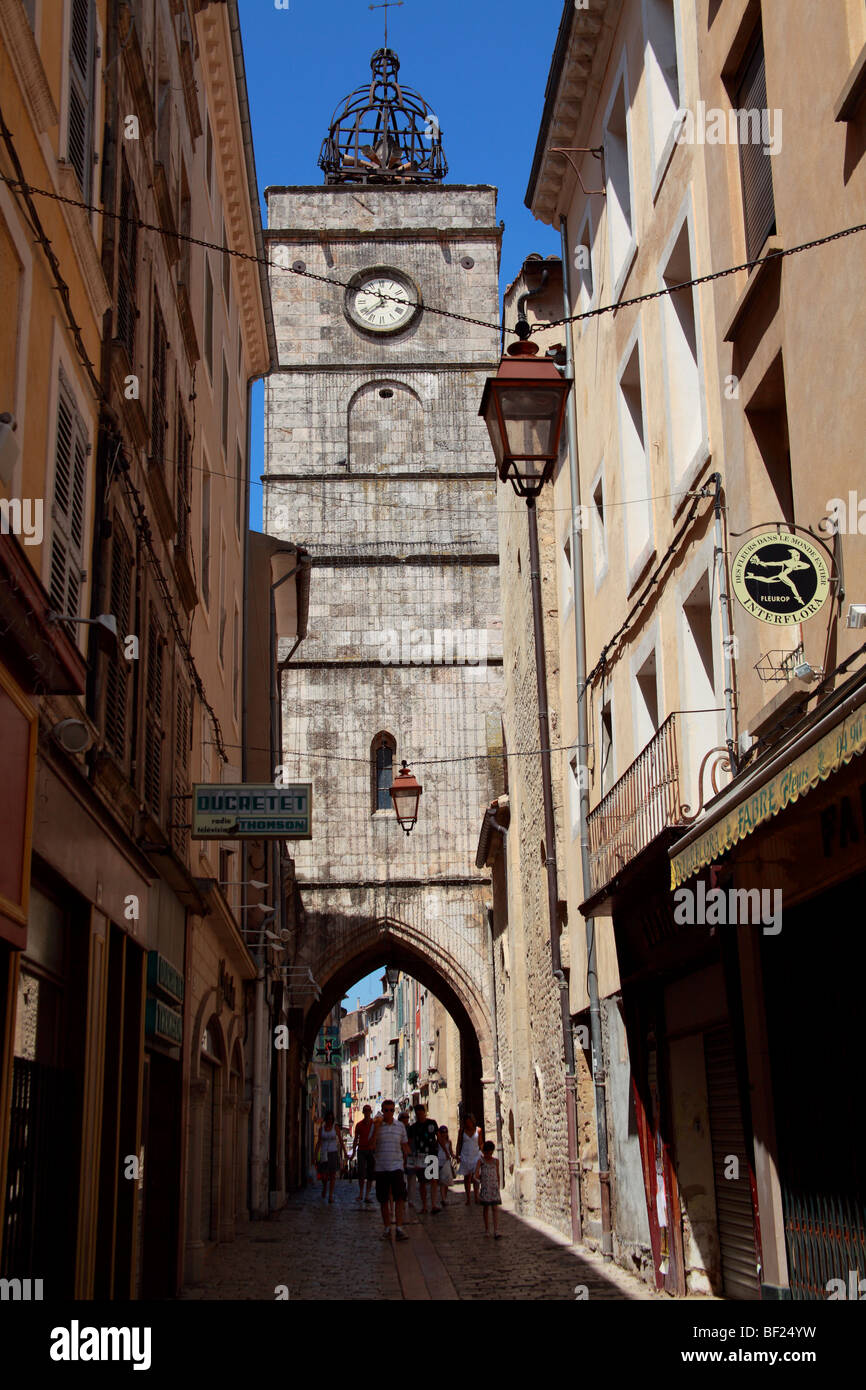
xmin=144 ymin=608 xmax=165 ymax=818
xmin=117 ymin=162 xmax=139 ymax=363
xmin=737 ymin=35 xmax=775 ymax=260
xmin=172 ymin=671 xmax=191 ymax=858
xmin=150 ymin=303 xmax=167 ymax=470
xmin=104 ymin=525 xmax=132 ymax=761
xmin=67 ymin=0 xmax=95 ymax=198
xmin=50 ymin=372 xmax=88 ymax=620
xmin=175 ymin=400 xmax=190 ymax=552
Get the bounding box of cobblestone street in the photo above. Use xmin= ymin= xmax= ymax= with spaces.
xmin=179 ymin=1182 xmax=661 ymax=1302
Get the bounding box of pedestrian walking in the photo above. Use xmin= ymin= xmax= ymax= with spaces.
xmin=437 ymin=1125 xmax=455 ymax=1206
xmin=456 ymin=1112 xmax=483 ymax=1205
xmin=315 ymin=1111 xmax=346 ymax=1203
xmin=408 ymin=1104 xmax=442 ymax=1213
xmin=372 ymin=1099 xmax=410 ymax=1240
xmin=475 ymin=1140 xmax=503 ymax=1237
xmin=398 ymin=1108 xmax=417 ymax=1209
xmin=351 ymin=1104 xmax=377 ymax=1204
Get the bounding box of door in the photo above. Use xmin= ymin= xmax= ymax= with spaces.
xmin=705 ymin=1026 xmax=760 ymax=1298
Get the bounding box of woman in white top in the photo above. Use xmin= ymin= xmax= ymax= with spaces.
xmin=456 ymin=1113 xmax=483 ymax=1206
xmin=315 ymin=1110 xmax=346 ymax=1203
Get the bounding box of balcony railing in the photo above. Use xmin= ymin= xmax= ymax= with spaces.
xmin=587 ymin=712 xmax=688 ymax=897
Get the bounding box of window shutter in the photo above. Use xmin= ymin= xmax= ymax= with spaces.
xmin=172 ymin=673 xmax=191 ymax=857
xmin=68 ymin=0 xmax=95 ymax=198
xmin=144 ymin=610 xmax=165 ymax=818
xmin=104 ymin=527 xmax=132 ymax=760
xmin=151 ymin=303 xmax=167 ymax=469
xmin=117 ymin=162 xmax=139 ymax=362
xmin=50 ymin=373 xmax=88 ymax=620
xmin=737 ymin=37 xmax=775 ymax=260
xmin=176 ymin=401 xmax=190 ymax=552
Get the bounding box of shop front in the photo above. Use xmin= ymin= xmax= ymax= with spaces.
xmin=671 ymin=671 xmax=866 ymax=1299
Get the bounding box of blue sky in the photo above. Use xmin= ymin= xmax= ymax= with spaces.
xmin=238 ymin=0 xmax=562 ymax=531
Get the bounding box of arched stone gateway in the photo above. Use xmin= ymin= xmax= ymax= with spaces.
xmin=284 ymin=904 xmax=495 ymax=1186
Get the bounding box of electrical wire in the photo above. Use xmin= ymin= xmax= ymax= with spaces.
xmin=212 ymin=714 xmax=726 ymax=766
xmin=2 ymin=168 xmax=865 ymax=338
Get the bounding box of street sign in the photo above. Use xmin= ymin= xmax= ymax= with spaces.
xmin=191 ymin=783 xmax=312 ymax=839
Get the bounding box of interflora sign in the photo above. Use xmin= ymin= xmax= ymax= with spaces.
xmin=192 ymin=783 xmax=312 ymax=839
xmin=731 ymin=530 xmax=830 ymax=625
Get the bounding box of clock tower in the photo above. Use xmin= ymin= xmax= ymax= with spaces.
xmin=263 ymin=48 xmax=504 ymax=1119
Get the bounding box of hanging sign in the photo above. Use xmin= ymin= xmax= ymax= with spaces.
xmin=192 ymin=783 xmax=312 ymax=839
xmin=731 ymin=531 xmax=830 ymax=625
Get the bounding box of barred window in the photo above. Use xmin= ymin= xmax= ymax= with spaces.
xmin=372 ymin=732 xmax=396 ymax=812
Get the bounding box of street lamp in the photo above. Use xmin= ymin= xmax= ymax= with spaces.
xmin=389 ymin=760 xmax=422 ymax=834
xmin=479 ymin=303 xmax=581 ymax=1247
xmin=384 ymin=965 xmax=401 ymax=989
xmin=479 ymin=334 xmax=571 ymax=498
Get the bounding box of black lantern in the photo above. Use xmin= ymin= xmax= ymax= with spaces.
xmin=389 ymin=759 xmax=423 ymax=833
xmin=384 ymin=965 xmax=401 ymax=988
xmin=479 ymin=340 xmax=572 ymax=497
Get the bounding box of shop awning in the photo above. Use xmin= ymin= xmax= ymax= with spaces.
xmin=670 ymin=678 xmax=866 ymax=889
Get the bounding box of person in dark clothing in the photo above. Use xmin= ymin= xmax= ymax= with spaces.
xmin=408 ymin=1104 xmax=442 ymax=1214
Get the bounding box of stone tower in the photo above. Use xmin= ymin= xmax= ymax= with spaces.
xmin=263 ymin=48 xmax=504 ymax=1119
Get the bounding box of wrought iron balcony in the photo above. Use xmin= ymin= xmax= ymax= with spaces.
xmin=587 ymin=712 xmax=701 ymax=897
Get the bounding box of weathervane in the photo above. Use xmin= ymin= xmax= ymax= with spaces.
xmin=369 ymin=0 xmax=404 ymax=48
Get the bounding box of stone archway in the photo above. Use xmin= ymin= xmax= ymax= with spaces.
xmin=284 ymin=907 xmax=495 ymax=1188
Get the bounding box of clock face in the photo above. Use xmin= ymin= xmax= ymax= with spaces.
xmin=346 ymin=270 xmax=420 ymax=335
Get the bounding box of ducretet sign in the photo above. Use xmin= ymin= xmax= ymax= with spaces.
xmin=192 ymin=783 xmax=312 ymax=839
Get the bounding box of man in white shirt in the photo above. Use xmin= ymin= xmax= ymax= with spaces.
xmin=372 ymin=1100 xmax=410 ymax=1240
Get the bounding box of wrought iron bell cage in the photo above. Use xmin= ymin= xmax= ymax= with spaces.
xmin=318 ymin=49 xmax=447 ymax=185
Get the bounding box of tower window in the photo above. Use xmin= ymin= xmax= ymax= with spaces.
xmin=372 ymin=732 xmax=396 ymax=812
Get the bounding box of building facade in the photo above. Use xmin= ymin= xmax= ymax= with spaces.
xmin=0 ymin=0 xmax=274 ymax=1297
xmin=516 ymin=0 xmax=866 ymax=1298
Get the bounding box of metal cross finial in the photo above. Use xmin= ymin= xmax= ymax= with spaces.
xmin=369 ymin=0 xmax=403 ymax=49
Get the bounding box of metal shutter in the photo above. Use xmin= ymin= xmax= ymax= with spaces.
xmin=737 ymin=37 xmax=776 ymax=260
xmin=705 ymin=1026 xmax=760 ymax=1298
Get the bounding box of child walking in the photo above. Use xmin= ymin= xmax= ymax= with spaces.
xmin=475 ymin=1140 xmax=503 ymax=1237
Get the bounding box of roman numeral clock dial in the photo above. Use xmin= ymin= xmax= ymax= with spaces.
xmin=346 ymin=268 xmax=421 ymax=335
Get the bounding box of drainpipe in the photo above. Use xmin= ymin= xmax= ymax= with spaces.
xmin=559 ymin=216 xmax=612 ymax=1257
xmin=709 ymin=471 xmax=739 ymax=776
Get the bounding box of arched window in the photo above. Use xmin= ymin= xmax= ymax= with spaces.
xmin=371 ymin=732 xmax=396 ymax=812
